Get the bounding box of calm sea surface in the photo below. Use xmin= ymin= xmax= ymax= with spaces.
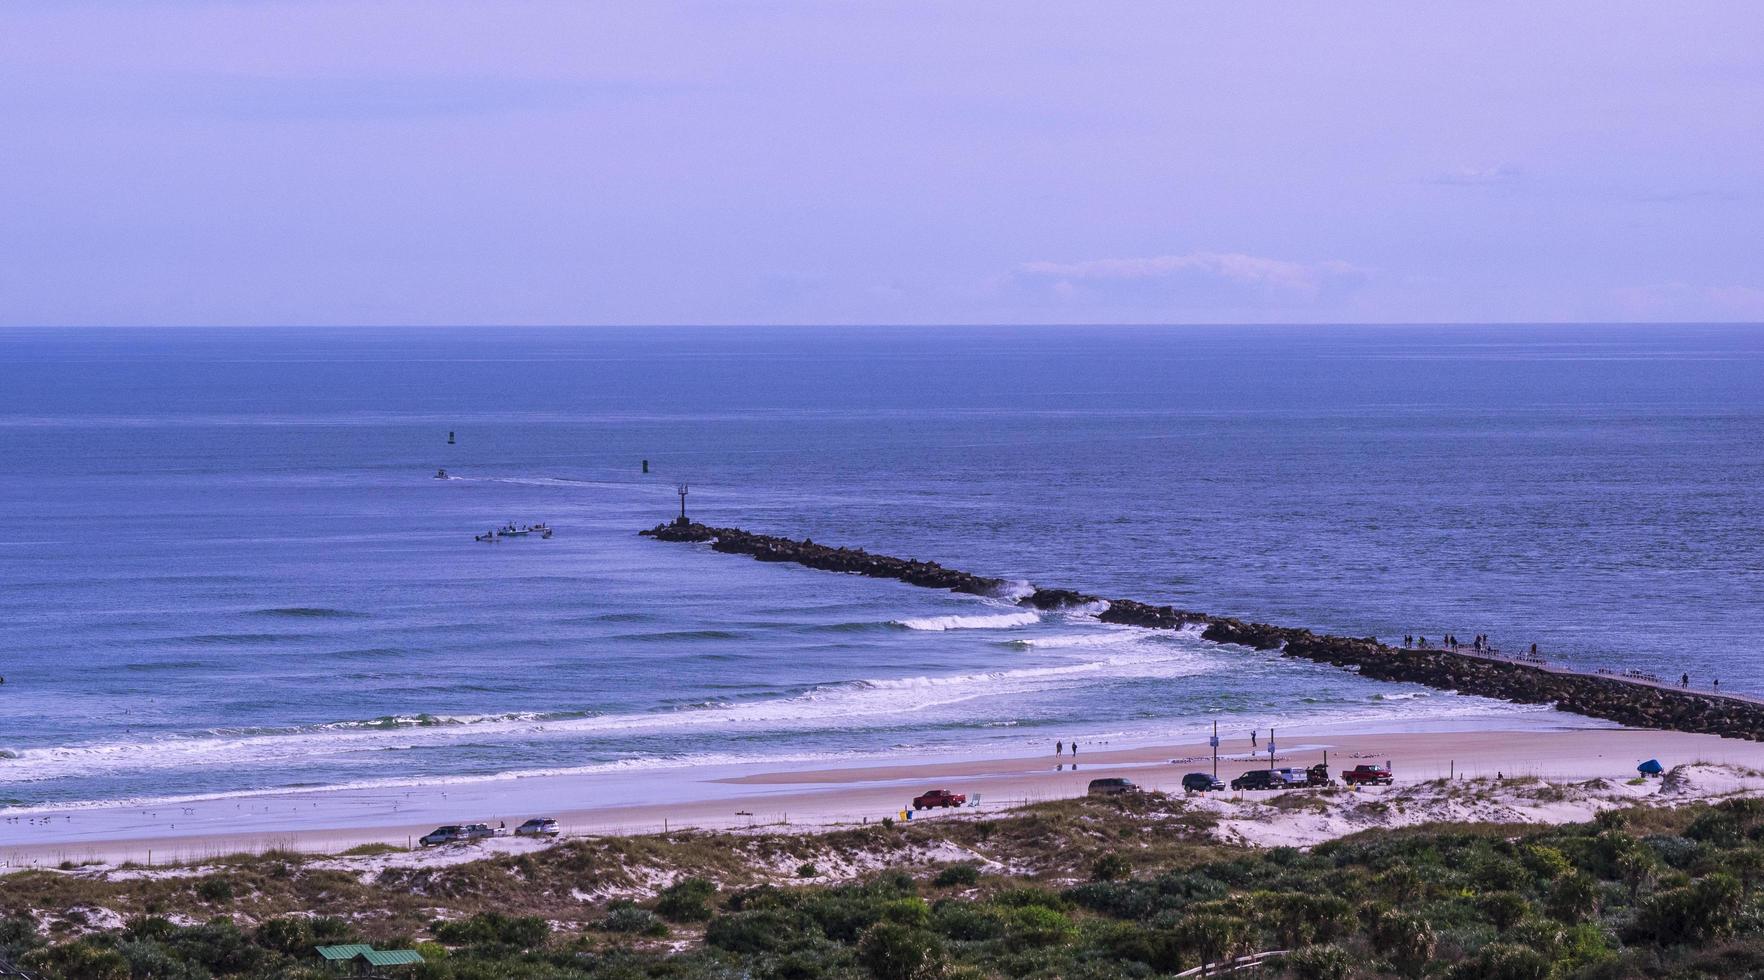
xmin=1 ymin=325 xmax=1760 ymax=808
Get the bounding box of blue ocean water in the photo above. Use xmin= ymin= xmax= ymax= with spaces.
xmin=1 ymin=325 xmax=1760 ymax=809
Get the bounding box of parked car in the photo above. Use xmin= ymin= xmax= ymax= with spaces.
xmin=420 ymin=823 xmax=494 ymax=846
xmin=1270 ymin=767 xmax=1312 ymax=787
xmin=1087 ymin=777 xmax=1138 ymax=797
xmin=912 ymin=789 xmax=967 ymax=810
xmin=1230 ymin=770 xmax=1283 ymax=791
xmin=1181 ymin=772 xmax=1225 ymax=793
xmin=1305 ymin=763 xmax=1336 ymax=787
xmin=419 ymin=825 xmax=466 ymax=846
xmin=1342 ymin=764 xmax=1394 ymax=786
xmin=514 ymin=817 xmax=560 ymax=837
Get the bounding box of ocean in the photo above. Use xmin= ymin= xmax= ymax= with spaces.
xmin=2 ymin=325 xmax=1760 ymax=811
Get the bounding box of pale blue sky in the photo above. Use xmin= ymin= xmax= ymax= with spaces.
xmin=2 ymin=2 xmax=1760 ymax=325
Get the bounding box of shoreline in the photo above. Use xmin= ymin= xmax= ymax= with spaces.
xmin=9 ymin=725 xmax=1764 ymax=868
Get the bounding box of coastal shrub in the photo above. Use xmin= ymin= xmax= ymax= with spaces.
xmin=255 ymin=916 xmax=314 ymax=955
xmin=1170 ymin=912 xmax=1251 ymax=971
xmin=705 ymin=907 xmax=822 ymax=954
xmin=1151 ymin=870 xmax=1229 ymax=907
xmin=1634 ymin=873 xmax=1742 ymax=943
xmin=855 ymin=922 xmax=947 ymax=980
xmin=1367 ymin=910 xmax=1436 ymax=977
xmin=1065 ymin=880 xmax=1158 ymax=920
xmin=932 ymin=864 xmax=979 ymax=888
xmin=1090 ymin=852 xmax=1131 ymax=882
xmin=432 ymin=912 xmax=550 ymax=951
xmin=1005 ymin=905 xmax=1075 ymax=948
xmin=988 ymin=886 xmax=1067 ymax=911
xmin=1519 ymin=843 xmax=1573 ymax=880
xmin=195 ymin=875 xmax=235 ymax=903
xmin=600 ymin=901 xmax=668 ymax=937
xmin=0 ymin=916 xmax=41 ymax=961
xmin=796 ymin=862 xmax=819 ymax=878
xmin=1450 ymin=942 xmax=1551 ymax=980
xmin=1644 ymin=833 xmax=1706 ymax=870
xmin=1261 ymin=892 xmax=1353 ymax=947
xmin=868 ymin=870 xmax=918 ymax=897
xmin=799 ymin=891 xmax=890 ymax=942
xmin=1083 ymin=920 xmax=1181 ymax=973
xmin=929 ymin=901 xmax=1007 ymax=942
xmin=1477 ymin=891 xmax=1530 ymax=932
xmin=116 ymin=939 xmax=212 ymax=980
xmin=161 ymin=920 xmax=268 ymax=975
xmin=1287 ymin=944 xmax=1352 ymax=980
xmin=879 ymin=898 xmax=932 ymax=929
xmin=22 ymin=941 xmax=129 ymax=980
xmin=1548 ymin=872 xmax=1602 ymax=923
xmin=656 ymin=877 xmax=718 ymax=922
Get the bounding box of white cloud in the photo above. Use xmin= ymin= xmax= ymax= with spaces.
xmin=1018 ymin=251 xmax=1367 ymax=301
xmin=1427 ymin=164 xmax=1523 ymax=186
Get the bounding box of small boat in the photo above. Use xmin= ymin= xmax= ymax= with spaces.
xmin=474 ymin=533 xmax=497 ymax=543
xmin=435 ymin=468 xmax=449 ymax=479
xmin=497 ymin=526 xmax=530 ymax=537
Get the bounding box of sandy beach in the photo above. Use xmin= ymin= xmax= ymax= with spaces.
xmin=8 ymin=723 xmax=1763 ymax=869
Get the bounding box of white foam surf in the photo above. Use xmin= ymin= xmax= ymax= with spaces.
xmin=895 ymin=611 xmax=1040 ymax=631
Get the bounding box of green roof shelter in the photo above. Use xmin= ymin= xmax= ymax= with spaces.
xmin=315 ymin=945 xmax=424 ymax=974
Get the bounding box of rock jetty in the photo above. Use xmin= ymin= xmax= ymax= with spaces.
xmin=642 ymin=521 xmax=1764 ymax=741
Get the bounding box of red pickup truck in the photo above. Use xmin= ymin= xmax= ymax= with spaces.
xmin=912 ymin=789 xmax=966 ymax=810
xmin=1341 ymin=764 xmax=1394 ymax=786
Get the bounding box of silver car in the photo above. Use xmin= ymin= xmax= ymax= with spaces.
xmin=514 ymin=817 xmax=560 ymax=837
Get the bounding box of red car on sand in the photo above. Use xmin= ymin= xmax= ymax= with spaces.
xmin=1341 ymin=764 xmax=1394 ymax=786
xmin=912 ymin=789 xmax=966 ymax=810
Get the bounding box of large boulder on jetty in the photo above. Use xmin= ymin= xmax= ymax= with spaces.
xmin=1202 ymin=619 xmax=1302 ymax=650
xmin=1098 ymin=599 xmax=1202 ymax=630
xmin=1019 ymin=588 xmax=1101 ymax=610
xmin=640 ymin=521 xmax=720 ymax=543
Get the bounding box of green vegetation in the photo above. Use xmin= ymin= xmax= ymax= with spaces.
xmin=9 ymin=794 xmax=1764 ymax=977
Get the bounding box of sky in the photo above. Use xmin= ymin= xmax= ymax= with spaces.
xmin=1 ymin=1 xmax=1760 ymax=327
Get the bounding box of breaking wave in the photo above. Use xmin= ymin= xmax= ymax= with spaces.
xmin=894 ymin=611 xmax=1040 ymax=631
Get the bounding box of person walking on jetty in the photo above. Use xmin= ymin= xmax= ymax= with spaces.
xmin=1682 ymin=673 xmax=1690 ymax=688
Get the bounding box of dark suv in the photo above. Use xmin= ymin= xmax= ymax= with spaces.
xmin=1181 ymin=772 xmax=1225 ymax=793
xmin=1230 ymin=770 xmax=1283 ymax=791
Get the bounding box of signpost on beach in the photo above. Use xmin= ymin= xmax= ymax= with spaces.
xmin=1268 ymin=728 xmax=1276 ymax=770
xmin=1211 ymin=721 xmax=1219 ymax=778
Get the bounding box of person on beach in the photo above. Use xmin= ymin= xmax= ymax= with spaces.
xmin=1250 ymin=730 xmax=1258 ymax=749
xmin=1715 ymin=678 xmax=1721 ymax=691
xmin=1682 ymin=673 xmax=1689 ymax=688
xmin=1071 ymin=743 xmax=1078 ymax=757
xmin=1056 ymin=741 xmax=1063 ymax=756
